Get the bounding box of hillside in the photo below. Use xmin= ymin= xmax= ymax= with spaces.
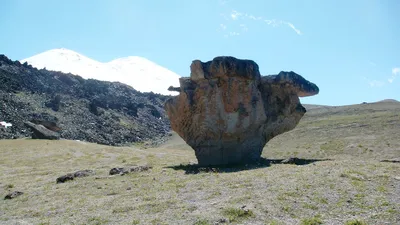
xmin=20 ymin=48 xmax=181 ymax=96
xmin=0 ymin=54 xmax=172 ymax=146
xmin=1 ymin=101 xmax=399 ymax=224
xmin=266 ymin=101 xmax=400 ymax=160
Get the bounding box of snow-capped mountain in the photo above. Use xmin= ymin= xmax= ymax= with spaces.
xmin=20 ymin=48 xmax=181 ymax=95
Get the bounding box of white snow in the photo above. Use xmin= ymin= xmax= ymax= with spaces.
xmin=20 ymin=48 xmax=181 ymax=96
xmin=0 ymin=121 xmax=12 ymax=128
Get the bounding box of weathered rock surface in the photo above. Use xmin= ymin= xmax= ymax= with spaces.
xmin=56 ymin=170 xmax=95 ymax=183
xmin=56 ymin=174 xmax=75 ymax=183
xmin=73 ymin=169 xmax=95 ymax=177
xmin=4 ymin=191 xmax=24 ymax=200
xmin=109 ymin=165 xmax=152 ymax=175
xmin=165 ymin=56 xmax=319 ymax=165
xmin=24 ymin=121 xmax=60 ymax=140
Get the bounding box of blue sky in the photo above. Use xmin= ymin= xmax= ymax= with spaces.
xmin=1 ymin=0 xmax=399 ymax=106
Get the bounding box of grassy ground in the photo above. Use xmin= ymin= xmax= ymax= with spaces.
xmin=0 ymin=101 xmax=399 ymax=225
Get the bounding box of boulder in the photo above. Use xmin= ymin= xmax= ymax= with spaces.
xmin=56 ymin=174 xmax=74 ymax=183
xmin=109 ymin=167 xmax=130 ymax=175
xmin=56 ymin=170 xmax=95 ymax=183
xmin=29 ymin=113 xmax=61 ymax=132
xmin=24 ymin=121 xmax=60 ymax=140
xmin=4 ymin=191 xmax=24 ymax=200
xmin=73 ymin=169 xmax=95 ymax=177
xmin=109 ymin=165 xmax=152 ymax=175
xmin=164 ymin=56 xmax=319 ymax=165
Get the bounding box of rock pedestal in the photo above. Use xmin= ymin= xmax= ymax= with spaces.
xmin=165 ymin=56 xmax=319 ymax=165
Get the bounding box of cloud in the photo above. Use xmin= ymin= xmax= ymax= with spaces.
xmin=362 ymin=67 xmax=399 ymax=87
xmin=220 ymin=24 xmax=227 ymax=30
xmin=223 ymin=31 xmax=240 ymax=38
xmin=248 ymin=15 xmax=262 ymax=21
xmin=218 ymin=0 xmax=228 ymax=5
xmin=369 ymin=80 xmax=385 ymax=87
xmin=264 ymin=19 xmax=281 ymax=27
xmin=230 ymin=10 xmax=242 ymax=20
xmin=222 ymin=10 xmax=302 ymax=36
xmin=220 ymin=13 xmax=230 ymax=21
xmin=388 ymin=67 xmax=400 ymax=83
xmin=239 ymin=24 xmax=248 ymax=32
xmin=285 ymin=22 xmax=302 ymax=35
xmin=362 ymin=76 xmax=384 ymax=88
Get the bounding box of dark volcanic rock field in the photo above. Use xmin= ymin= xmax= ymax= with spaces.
xmin=0 ymin=54 xmax=173 ymax=146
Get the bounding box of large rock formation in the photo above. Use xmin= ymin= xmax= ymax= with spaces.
xmin=24 ymin=121 xmax=60 ymax=140
xmin=165 ymin=56 xmax=319 ymax=165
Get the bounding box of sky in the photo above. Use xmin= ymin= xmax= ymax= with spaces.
xmin=0 ymin=0 xmax=399 ymax=106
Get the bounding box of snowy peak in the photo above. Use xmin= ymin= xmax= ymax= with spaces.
xmin=109 ymin=56 xmax=152 ymax=64
xmin=20 ymin=48 xmax=181 ymax=96
xmin=26 ymin=48 xmax=97 ymax=65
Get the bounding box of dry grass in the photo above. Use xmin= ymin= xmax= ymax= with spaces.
xmin=1 ymin=102 xmax=399 ymax=224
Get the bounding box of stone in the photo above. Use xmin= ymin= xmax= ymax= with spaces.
xmin=56 ymin=174 xmax=74 ymax=183
xmin=29 ymin=120 xmax=61 ymax=132
xmin=190 ymin=60 xmax=206 ymax=81
xmin=164 ymin=56 xmax=319 ymax=166
xmin=109 ymin=165 xmax=152 ymax=175
xmin=380 ymin=158 xmax=400 ymax=163
xmin=73 ymin=169 xmax=95 ymax=177
xmin=281 ymin=157 xmax=300 ymax=164
xmin=130 ymin=165 xmax=152 ymax=172
xmin=4 ymin=191 xmax=24 ymax=200
xmin=214 ymin=218 xmax=227 ymax=224
xmin=24 ymin=121 xmax=60 ymax=140
xmin=109 ymin=167 xmax=129 ymax=175
xmin=168 ymin=86 xmax=180 ymax=92
xmin=56 ymin=170 xmax=95 ymax=183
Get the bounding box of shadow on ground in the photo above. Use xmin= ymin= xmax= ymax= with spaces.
xmin=166 ymin=157 xmax=332 ymax=174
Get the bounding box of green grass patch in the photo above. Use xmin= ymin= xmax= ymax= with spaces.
xmin=345 ymin=219 xmax=368 ymax=225
xmin=193 ymin=219 xmax=211 ymax=225
xmin=320 ymin=140 xmax=345 ymax=152
xmin=300 ymin=215 xmax=323 ymax=225
xmin=222 ymin=207 xmax=254 ymax=223
xmin=303 ymin=203 xmax=319 ymax=210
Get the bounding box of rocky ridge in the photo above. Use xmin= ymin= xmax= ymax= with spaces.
xmin=0 ymin=54 xmax=172 ymax=146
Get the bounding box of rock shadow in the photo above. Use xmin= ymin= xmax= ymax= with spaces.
xmin=166 ymin=157 xmax=332 ymax=174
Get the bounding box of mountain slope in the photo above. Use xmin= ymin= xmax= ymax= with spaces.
xmin=0 ymin=54 xmax=172 ymax=146
xmin=20 ymin=48 xmax=181 ymax=96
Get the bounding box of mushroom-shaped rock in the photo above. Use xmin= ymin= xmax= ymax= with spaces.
xmin=165 ymin=56 xmax=319 ymax=166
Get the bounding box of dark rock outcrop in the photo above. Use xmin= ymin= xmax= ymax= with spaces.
xmin=0 ymin=54 xmax=172 ymax=146
xmin=73 ymin=169 xmax=95 ymax=177
xmin=109 ymin=165 xmax=152 ymax=175
xmin=56 ymin=174 xmax=75 ymax=183
xmin=4 ymin=191 xmax=24 ymax=200
xmin=165 ymin=56 xmax=319 ymax=165
xmin=109 ymin=167 xmax=130 ymax=175
xmin=56 ymin=170 xmax=95 ymax=183
xmin=24 ymin=121 xmax=60 ymax=140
